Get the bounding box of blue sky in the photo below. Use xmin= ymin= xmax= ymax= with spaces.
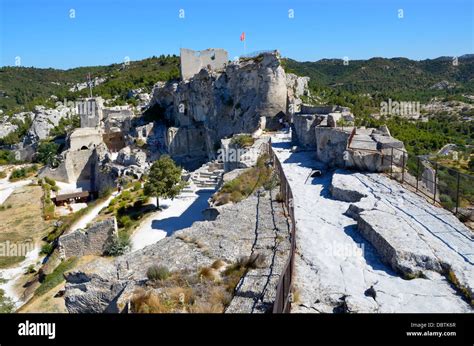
xmin=0 ymin=0 xmax=473 ymax=69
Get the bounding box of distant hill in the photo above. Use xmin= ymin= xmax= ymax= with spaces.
xmin=0 ymin=55 xmax=179 ymax=114
xmin=282 ymin=55 xmax=474 ymax=100
xmin=1 ymin=53 xmax=473 ymax=115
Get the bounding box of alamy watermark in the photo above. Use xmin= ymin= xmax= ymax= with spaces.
xmin=380 ymin=98 xmax=420 ymax=117
xmin=0 ymin=239 xmax=34 ymax=257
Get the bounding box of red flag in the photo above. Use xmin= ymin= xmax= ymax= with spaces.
xmin=240 ymin=32 xmax=245 ymax=41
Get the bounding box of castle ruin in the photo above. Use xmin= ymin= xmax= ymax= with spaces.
xmin=180 ymin=48 xmax=228 ymax=80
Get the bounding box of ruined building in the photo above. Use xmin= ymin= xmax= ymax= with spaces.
xmin=39 ymin=98 xmax=131 ymax=193
xmin=180 ymin=48 xmax=228 ymax=80
xmin=145 ymin=49 xmax=309 ymax=169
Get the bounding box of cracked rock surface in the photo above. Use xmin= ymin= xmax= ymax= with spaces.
xmin=64 ymin=188 xmax=291 ymax=313
xmin=270 ymin=133 xmax=473 ymax=313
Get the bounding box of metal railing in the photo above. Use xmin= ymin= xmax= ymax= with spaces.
xmin=267 ymin=138 xmax=297 ymax=313
xmin=240 ymin=50 xmax=277 ymax=59
xmin=383 ymin=146 xmax=474 ymax=221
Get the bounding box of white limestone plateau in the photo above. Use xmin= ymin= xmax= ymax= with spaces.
xmin=270 ymin=133 xmax=473 ymax=313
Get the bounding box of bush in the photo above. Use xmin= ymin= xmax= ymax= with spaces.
xmin=44 ymin=176 xmax=56 ymax=186
xmin=231 ymin=134 xmax=255 ymax=148
xmin=0 ymin=288 xmax=15 ymax=313
xmin=146 ymin=265 xmax=170 ymax=281
xmin=0 ymin=150 xmax=17 ymax=165
xmin=25 ymin=264 xmax=36 ymax=274
xmin=132 ymin=181 xmax=142 ymax=192
xmin=9 ymin=165 xmax=37 ymax=181
xmin=40 ymin=243 xmax=54 ymax=256
xmin=105 ymin=232 xmax=131 ymax=256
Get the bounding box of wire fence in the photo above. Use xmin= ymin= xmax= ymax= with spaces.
xmin=266 ymin=138 xmax=297 ymax=313
xmin=383 ymin=146 xmax=474 ymax=222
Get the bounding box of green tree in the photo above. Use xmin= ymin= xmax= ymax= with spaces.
xmin=144 ymin=155 xmax=185 ymax=209
xmin=469 ymin=157 xmax=474 ymax=173
xmin=36 ymin=141 xmax=60 ymax=167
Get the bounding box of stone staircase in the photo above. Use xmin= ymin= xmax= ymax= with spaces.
xmin=190 ymin=160 xmax=224 ymax=190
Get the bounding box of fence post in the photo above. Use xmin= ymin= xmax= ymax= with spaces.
xmin=416 ymin=157 xmax=420 ymax=192
xmin=433 ymin=163 xmax=438 ymax=204
xmin=455 ymin=171 xmax=460 ymax=215
xmin=390 ymin=147 xmax=393 ymax=177
xmin=401 ymin=151 xmax=406 ymax=183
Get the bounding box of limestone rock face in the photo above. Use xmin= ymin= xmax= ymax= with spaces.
xmin=0 ymin=112 xmax=34 ymax=140
xmin=148 ymin=52 xmax=291 ymax=166
xmin=27 ymin=105 xmax=73 ymax=143
xmin=64 ymin=257 xmax=126 ymax=313
xmin=220 ymin=135 xmax=270 ymax=171
xmin=292 ymin=114 xmax=322 ymax=149
xmin=116 ymin=146 xmax=147 ymax=167
xmin=329 ymin=170 xmax=474 ymax=304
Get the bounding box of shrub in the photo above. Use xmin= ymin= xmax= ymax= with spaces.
xmin=40 ymin=243 xmax=54 ymax=256
xmin=199 ymin=267 xmax=220 ymax=282
xmin=25 ymin=264 xmax=36 ymax=274
xmin=146 ymin=265 xmax=170 ymax=281
xmin=231 ymin=134 xmax=255 ymax=148
xmin=132 ymin=181 xmax=142 ymax=192
xmin=0 ymin=288 xmax=15 ymax=313
xmin=44 ymin=176 xmax=56 ymax=186
xmin=104 ymin=233 xmax=130 ymax=256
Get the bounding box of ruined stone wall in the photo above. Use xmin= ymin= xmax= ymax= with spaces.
xmin=180 ymin=48 xmax=228 ymax=80
xmin=40 ymin=148 xmax=96 ymax=184
xmin=58 ymin=218 xmax=118 ymax=258
xmin=69 ymin=129 xmax=104 ymax=151
xmin=77 ymin=98 xmax=104 ymax=128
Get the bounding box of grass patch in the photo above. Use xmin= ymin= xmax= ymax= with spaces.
xmin=146 ymin=265 xmax=171 ymax=281
xmin=212 ymin=154 xmax=273 ymax=205
xmin=35 ymin=257 xmax=78 ymax=296
xmin=130 ymin=256 xmax=253 ymax=313
xmin=0 ymin=256 xmax=25 ymax=269
xmin=447 ymin=269 xmax=473 ymax=306
xmin=9 ymin=165 xmax=38 ymax=182
xmin=103 ymin=185 xmax=152 ymax=235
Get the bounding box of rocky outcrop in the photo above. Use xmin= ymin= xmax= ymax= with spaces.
xmin=270 ymin=137 xmax=473 ymax=313
xmin=116 ymin=146 xmax=147 ymax=167
xmin=27 ymin=105 xmax=73 ymax=143
xmin=329 ymin=170 xmax=474 ymax=304
xmin=64 ymin=188 xmax=291 ymax=313
xmin=58 ymin=218 xmax=119 ymax=258
xmin=315 ymin=127 xmax=351 ymax=167
xmin=286 ymin=73 xmax=310 ymax=111
xmin=147 ymin=51 xmax=299 ymax=168
xmin=220 ymin=135 xmax=269 ymax=172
